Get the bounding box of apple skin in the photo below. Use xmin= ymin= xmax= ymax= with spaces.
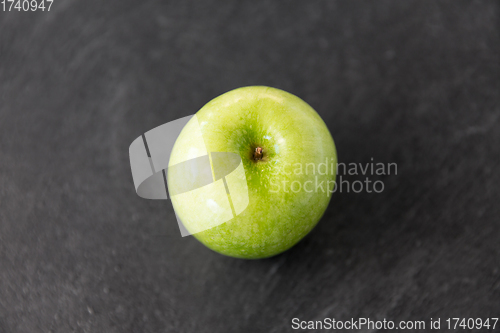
xmin=168 ymin=86 xmax=337 ymax=259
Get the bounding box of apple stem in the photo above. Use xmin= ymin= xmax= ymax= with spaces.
xmin=254 ymin=147 xmax=263 ymax=161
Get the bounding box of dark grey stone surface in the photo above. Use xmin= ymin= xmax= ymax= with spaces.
xmin=1 ymin=1 xmax=499 ymax=332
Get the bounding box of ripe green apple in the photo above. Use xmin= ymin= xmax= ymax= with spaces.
xmin=168 ymin=86 xmax=337 ymax=259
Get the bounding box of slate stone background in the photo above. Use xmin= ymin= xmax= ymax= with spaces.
xmin=1 ymin=1 xmax=499 ymax=332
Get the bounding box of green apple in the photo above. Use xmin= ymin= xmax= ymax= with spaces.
xmin=168 ymin=86 xmax=337 ymax=259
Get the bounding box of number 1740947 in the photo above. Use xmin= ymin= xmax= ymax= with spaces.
xmin=2 ymin=0 xmax=53 ymax=11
